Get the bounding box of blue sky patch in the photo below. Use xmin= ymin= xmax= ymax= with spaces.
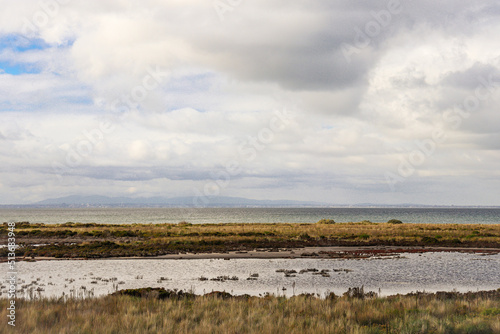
xmin=0 ymin=61 xmax=40 ymax=75
xmin=0 ymin=34 xmax=66 ymax=75
xmin=0 ymin=34 xmax=51 ymax=52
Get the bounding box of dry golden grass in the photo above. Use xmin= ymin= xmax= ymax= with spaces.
xmin=3 ymin=221 xmax=499 ymax=258
xmin=1 ymin=291 xmax=499 ymax=334
xmin=9 ymin=221 xmax=500 ymax=241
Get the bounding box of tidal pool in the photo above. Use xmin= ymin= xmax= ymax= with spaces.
xmin=2 ymin=252 xmax=499 ymax=299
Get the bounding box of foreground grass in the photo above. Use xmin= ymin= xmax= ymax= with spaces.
xmin=1 ymin=221 xmax=499 ymax=258
xmin=1 ymin=289 xmax=499 ymax=334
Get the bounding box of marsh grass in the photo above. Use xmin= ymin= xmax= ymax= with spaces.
xmin=1 ymin=289 xmax=499 ymax=334
xmin=1 ymin=221 xmax=499 ymax=258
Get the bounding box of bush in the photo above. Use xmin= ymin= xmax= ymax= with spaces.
xmin=387 ymin=219 xmax=403 ymax=224
xmin=459 ymin=322 xmax=494 ymax=334
xmin=421 ymin=236 xmax=439 ymax=244
xmin=114 ymin=288 xmax=195 ymax=300
xmin=316 ymin=219 xmax=335 ymax=224
xmin=343 ymin=286 xmax=377 ymax=299
xmin=482 ymin=308 xmax=500 ymax=316
xmin=111 ymin=230 xmax=139 ymax=237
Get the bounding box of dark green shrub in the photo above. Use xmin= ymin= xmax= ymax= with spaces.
xmin=316 ymin=219 xmax=335 ymax=224
xmin=343 ymin=286 xmax=377 ymax=299
xmin=238 ymin=232 xmax=264 ymax=237
xmin=387 ymin=219 xmax=403 ymax=224
xmin=482 ymin=308 xmax=500 ymax=316
xmin=421 ymin=236 xmax=439 ymax=244
xmin=91 ymin=230 xmax=105 ymax=237
xmin=62 ymin=230 xmax=77 ymax=237
xmin=114 ymin=287 xmax=195 ymax=300
xmin=111 ymin=230 xmax=138 ymax=237
xmin=459 ymin=322 xmax=493 ymax=334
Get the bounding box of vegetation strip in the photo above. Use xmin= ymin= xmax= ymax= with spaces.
xmin=1 ymin=220 xmax=499 ymax=259
xmin=1 ymin=288 xmax=499 ymax=333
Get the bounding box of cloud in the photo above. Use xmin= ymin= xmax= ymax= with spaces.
xmin=441 ymin=62 xmax=500 ymax=89
xmin=0 ymin=0 xmax=500 ymax=205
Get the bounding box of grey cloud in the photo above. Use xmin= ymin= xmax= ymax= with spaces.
xmin=191 ymin=1 xmax=500 ymax=93
xmin=401 ymin=1 xmax=500 ymax=31
xmin=190 ymin=1 xmax=403 ymax=92
xmin=460 ymin=109 xmax=500 ymax=136
xmin=47 ymin=166 xmax=214 ymax=182
xmin=440 ymin=63 xmax=500 ymax=89
xmin=196 ymin=38 xmax=376 ymax=91
xmin=296 ymin=86 xmax=368 ymax=115
xmin=184 ymin=1 xmax=499 ymax=101
xmin=390 ymin=70 xmax=428 ymax=89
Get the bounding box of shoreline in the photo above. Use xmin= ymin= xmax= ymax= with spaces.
xmin=114 ymin=245 xmax=500 ymax=260
xmin=12 ymin=245 xmax=500 ymax=261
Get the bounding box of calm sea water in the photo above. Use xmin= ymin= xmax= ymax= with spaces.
xmin=1 ymin=207 xmax=499 ymax=224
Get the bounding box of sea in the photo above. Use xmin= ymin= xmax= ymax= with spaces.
xmin=1 ymin=207 xmax=499 ymax=225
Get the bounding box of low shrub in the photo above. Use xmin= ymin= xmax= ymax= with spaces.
xmin=421 ymin=236 xmax=439 ymax=244
xmin=316 ymin=219 xmax=335 ymax=224
xmin=114 ymin=287 xmax=195 ymax=300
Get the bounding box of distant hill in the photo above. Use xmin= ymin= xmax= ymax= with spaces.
xmin=1 ymin=196 xmax=494 ymax=208
xmin=32 ymin=195 xmax=326 ymax=208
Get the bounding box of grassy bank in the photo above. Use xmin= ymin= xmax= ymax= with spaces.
xmin=1 ymin=289 xmax=499 ymax=333
xmin=1 ymin=221 xmax=499 ymax=259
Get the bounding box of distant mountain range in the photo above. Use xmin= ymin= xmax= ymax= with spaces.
xmin=29 ymin=195 xmax=326 ymax=208
xmin=0 ymin=195 xmax=496 ymax=208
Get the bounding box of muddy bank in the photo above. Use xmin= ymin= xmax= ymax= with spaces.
xmin=7 ymin=245 xmax=499 ymax=262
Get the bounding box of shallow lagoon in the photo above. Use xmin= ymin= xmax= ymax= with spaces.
xmin=3 ymin=252 xmax=499 ymax=299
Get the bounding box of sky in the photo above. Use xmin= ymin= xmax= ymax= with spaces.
xmin=0 ymin=0 xmax=499 ymax=206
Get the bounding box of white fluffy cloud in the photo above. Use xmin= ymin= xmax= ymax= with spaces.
xmin=0 ymin=0 xmax=499 ymax=205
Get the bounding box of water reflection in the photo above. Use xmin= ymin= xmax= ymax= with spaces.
xmin=2 ymin=252 xmax=499 ymax=299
